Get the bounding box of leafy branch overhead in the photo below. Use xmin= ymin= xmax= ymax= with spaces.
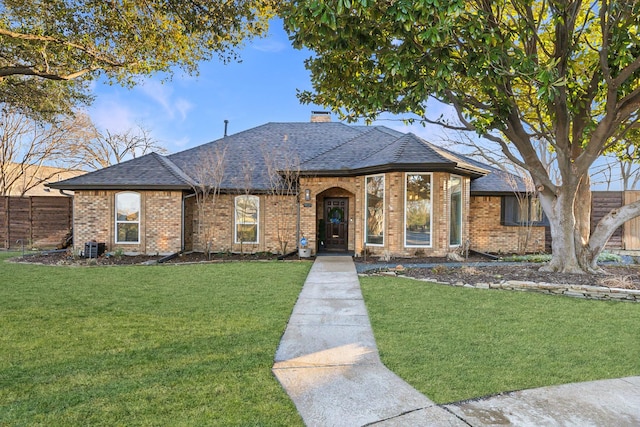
xmin=282 ymin=0 xmax=640 ymax=274
xmin=0 ymin=0 xmax=275 ymax=118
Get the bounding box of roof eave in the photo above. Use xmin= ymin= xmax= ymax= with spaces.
xmin=46 ymin=183 xmax=192 ymax=191
xmin=470 ymin=190 xmax=532 ymax=196
xmin=300 ymin=162 xmax=485 ymax=177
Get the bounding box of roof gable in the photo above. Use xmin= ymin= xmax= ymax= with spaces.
xmin=351 ymin=133 xmax=455 ymax=170
xmin=48 ymin=152 xmax=192 ymax=190
xmin=301 ymin=131 xmax=488 ymax=177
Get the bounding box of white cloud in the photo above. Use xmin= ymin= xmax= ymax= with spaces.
xmin=138 ymin=79 xmax=193 ymax=122
xmin=172 ymin=136 xmax=192 ymax=149
xmin=251 ymin=38 xmax=286 ymax=53
xmin=90 ymin=100 xmax=139 ymax=133
xmin=139 ymin=80 xmax=174 ymax=117
xmin=174 ymin=98 xmax=194 ymax=121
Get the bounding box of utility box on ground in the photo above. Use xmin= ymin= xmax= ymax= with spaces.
xmin=84 ymin=242 xmax=106 ymax=258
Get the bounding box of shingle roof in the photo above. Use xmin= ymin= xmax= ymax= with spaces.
xmin=168 ymin=122 xmax=366 ymax=191
xmin=48 ymin=152 xmax=193 ymax=190
xmin=424 ymin=144 xmax=527 ymax=193
xmin=300 ymin=130 xmax=488 ymax=177
xmin=49 ymin=121 xmax=524 ymax=194
xmin=350 ymin=133 xmax=457 ymax=171
xmin=470 ymin=167 xmax=528 ymax=193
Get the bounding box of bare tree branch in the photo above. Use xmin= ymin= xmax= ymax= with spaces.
xmin=189 ymin=145 xmax=227 ymax=258
xmin=0 ymin=108 xmax=89 ymax=195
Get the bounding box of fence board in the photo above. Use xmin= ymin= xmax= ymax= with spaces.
xmin=542 ymin=191 xmax=625 ymax=252
xmin=1 ymin=196 xmax=72 ymax=249
xmin=592 ymin=191 xmax=623 ymax=249
xmin=624 ymin=191 xmax=640 ymax=250
xmin=0 ymin=197 xmax=7 ymax=247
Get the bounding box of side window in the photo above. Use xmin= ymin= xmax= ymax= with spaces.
xmin=235 ymin=195 xmax=259 ymax=243
xmin=365 ymin=174 xmax=385 ymax=245
xmin=501 ymin=195 xmax=548 ymax=226
xmin=449 ymin=175 xmax=462 ymax=246
xmin=115 ymin=192 xmax=140 ymax=243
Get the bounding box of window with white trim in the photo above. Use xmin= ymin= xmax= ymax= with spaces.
xmin=365 ymin=174 xmax=384 ymax=245
xmin=235 ymin=195 xmax=259 ymax=244
xmin=405 ymin=173 xmax=432 ymax=247
xmin=115 ymin=192 xmax=140 ymax=243
xmin=449 ymin=175 xmax=462 ymax=246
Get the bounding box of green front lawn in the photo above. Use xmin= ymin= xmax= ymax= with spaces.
xmin=361 ymin=275 xmax=640 ymax=404
xmin=0 ymin=253 xmax=309 ymax=426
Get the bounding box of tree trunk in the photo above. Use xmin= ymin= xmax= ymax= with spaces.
xmin=539 ymin=181 xmax=601 ymax=274
xmin=540 ymin=179 xmax=640 ymax=274
xmin=540 ymin=189 xmax=584 ymax=273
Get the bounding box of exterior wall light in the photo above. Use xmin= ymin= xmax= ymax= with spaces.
xmin=304 ymin=189 xmax=311 ymax=201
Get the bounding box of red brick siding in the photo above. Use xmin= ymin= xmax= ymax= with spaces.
xmin=469 ymin=195 xmax=545 ymax=253
xmin=73 ymin=190 xmax=182 ymax=255
xmin=300 ymin=172 xmax=470 ymax=258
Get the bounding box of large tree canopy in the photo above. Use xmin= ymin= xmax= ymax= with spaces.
xmin=0 ymin=0 xmax=274 ymax=118
xmin=283 ymin=0 xmax=640 ymax=273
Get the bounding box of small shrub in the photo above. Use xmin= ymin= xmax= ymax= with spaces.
xmin=414 ymin=249 xmax=425 ymax=257
xmin=255 ymin=251 xmax=274 ymax=257
xmin=460 ymin=266 xmax=481 ymax=275
xmin=504 ymin=252 xmax=622 ymax=264
xmin=431 ymin=265 xmax=448 ymax=274
xmin=597 ymin=251 xmax=622 ymax=263
xmin=502 ymin=253 xmax=551 ymax=263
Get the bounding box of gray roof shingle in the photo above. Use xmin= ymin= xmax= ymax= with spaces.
xmin=49 ymin=152 xmax=193 ymax=190
xmin=168 ymin=122 xmax=366 ymax=191
xmin=49 ymin=121 xmax=525 ymax=194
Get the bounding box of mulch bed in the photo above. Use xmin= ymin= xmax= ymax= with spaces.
xmin=356 ymin=254 xmax=640 ymax=290
xmin=11 ymin=250 xmax=640 ymax=290
xmin=10 ymin=250 xmax=301 ymax=266
xmin=402 ymin=263 xmax=640 ymax=290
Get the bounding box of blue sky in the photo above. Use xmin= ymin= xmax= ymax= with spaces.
xmin=85 ymin=19 xmax=623 ymax=189
xmin=87 ymin=19 xmax=451 ymax=154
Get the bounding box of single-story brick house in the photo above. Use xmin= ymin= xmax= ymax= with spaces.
xmin=49 ymin=113 xmax=546 ymax=257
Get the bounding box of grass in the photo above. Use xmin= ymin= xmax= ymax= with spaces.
xmin=0 ymin=252 xmax=309 ymax=426
xmin=361 ymin=275 xmax=640 ymax=404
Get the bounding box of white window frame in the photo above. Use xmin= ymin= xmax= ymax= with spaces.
xmin=115 ymin=191 xmax=141 ymax=244
xmin=404 ymin=173 xmax=432 ymax=248
xmin=365 ymin=174 xmax=385 ymax=246
xmin=449 ymin=175 xmax=463 ymax=247
xmin=234 ymin=195 xmax=259 ymax=244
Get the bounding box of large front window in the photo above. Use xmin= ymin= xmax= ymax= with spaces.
xmin=115 ymin=192 xmax=140 ymax=243
xmin=405 ymin=173 xmax=431 ymax=246
xmin=365 ymin=175 xmax=384 ymax=245
xmin=449 ymin=175 xmax=462 ymax=246
xmin=235 ymin=195 xmax=259 ymax=243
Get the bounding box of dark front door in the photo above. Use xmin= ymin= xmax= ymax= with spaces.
xmin=324 ymin=198 xmax=348 ymax=251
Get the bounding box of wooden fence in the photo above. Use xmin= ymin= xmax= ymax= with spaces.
xmin=1 ymin=196 xmax=72 ymax=249
xmin=624 ymin=191 xmax=640 ymax=250
xmin=592 ymin=191 xmax=624 ymax=249
xmin=544 ymin=191 xmax=627 ymax=253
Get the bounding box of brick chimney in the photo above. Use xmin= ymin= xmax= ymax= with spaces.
xmin=310 ymin=111 xmax=331 ymax=123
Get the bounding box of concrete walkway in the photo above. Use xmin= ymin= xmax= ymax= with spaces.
xmin=273 ymin=256 xmax=640 ymax=426
xmin=272 ymin=256 xmax=461 ymax=426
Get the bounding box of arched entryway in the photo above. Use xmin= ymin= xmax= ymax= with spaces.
xmin=323 ymin=197 xmax=348 ymax=250
xmin=316 ymin=187 xmax=355 ymax=253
